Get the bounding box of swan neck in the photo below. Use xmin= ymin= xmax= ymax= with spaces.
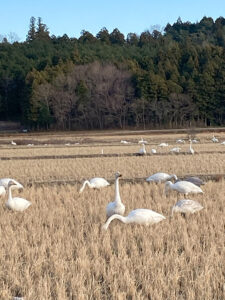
xmin=115 ymin=177 xmax=121 ymax=203
xmin=8 ymin=186 xmax=13 ymax=202
xmin=104 ymin=214 xmax=127 ymax=229
xmin=80 ymin=180 xmax=91 ymax=193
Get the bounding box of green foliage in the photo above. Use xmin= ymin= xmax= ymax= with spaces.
xmin=0 ymin=16 xmax=225 ymax=129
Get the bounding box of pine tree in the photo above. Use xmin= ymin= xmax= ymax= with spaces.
xmin=26 ymin=16 xmax=36 ymax=42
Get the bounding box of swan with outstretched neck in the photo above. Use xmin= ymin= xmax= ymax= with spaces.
xmin=6 ymin=180 xmax=31 ymax=212
xmin=79 ymin=177 xmax=110 ymax=193
xmin=106 ymin=172 xmax=125 ymax=217
xmin=103 ymin=208 xmax=166 ymax=230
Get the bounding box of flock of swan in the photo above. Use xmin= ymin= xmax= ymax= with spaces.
xmin=79 ymin=170 xmax=205 ymax=230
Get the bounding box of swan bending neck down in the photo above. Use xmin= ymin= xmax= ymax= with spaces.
xmin=103 ymin=209 xmax=166 ymax=230
xmin=79 ymin=180 xmax=94 ymax=193
xmin=106 ymin=172 xmax=125 ymax=217
xmin=6 ymin=181 xmax=31 ymax=212
xmin=79 ymin=177 xmax=110 ymax=193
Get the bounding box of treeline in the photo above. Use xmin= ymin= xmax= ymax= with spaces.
xmin=0 ymin=16 xmax=225 ymax=129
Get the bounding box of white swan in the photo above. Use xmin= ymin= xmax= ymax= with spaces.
xmin=189 ymin=139 xmax=194 ymax=154
xmin=121 ymin=140 xmax=130 ymax=144
xmin=165 ymin=181 xmax=203 ymax=197
xmin=103 ymin=209 xmax=166 ymax=230
xmin=212 ymin=135 xmax=219 ymax=143
xmin=79 ymin=177 xmax=110 ymax=193
xmin=151 ymin=148 xmax=157 ymax=154
xmin=221 ymin=141 xmax=225 ymax=145
xmin=0 ymin=178 xmax=23 ymax=190
xmin=159 ymin=143 xmax=168 ymax=147
xmin=176 ymin=139 xmax=185 ymax=144
xmin=146 ymin=172 xmax=177 ymax=183
xmin=138 ymin=143 xmax=146 ymax=155
xmin=170 ymin=147 xmax=181 ymax=153
xmin=11 ymin=140 xmax=17 ymax=146
xmin=106 ymin=172 xmax=125 ymax=217
xmin=6 ymin=181 xmax=31 ymax=212
xmin=171 ymin=199 xmax=203 ymax=216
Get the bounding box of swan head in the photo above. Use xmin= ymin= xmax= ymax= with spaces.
xmin=115 ymin=172 xmax=122 ymax=179
xmin=8 ymin=180 xmax=17 ymax=188
xmin=171 ymin=174 xmax=178 ymax=181
xmin=7 ymin=180 xmax=23 ymax=191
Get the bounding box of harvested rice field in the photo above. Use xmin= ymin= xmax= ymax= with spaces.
xmin=0 ymin=130 xmax=224 ymax=299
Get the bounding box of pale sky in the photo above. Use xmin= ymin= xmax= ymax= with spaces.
xmin=1 ymin=0 xmax=224 ymax=41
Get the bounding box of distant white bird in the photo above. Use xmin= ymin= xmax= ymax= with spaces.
xmin=138 ymin=137 xmax=148 ymax=144
xmin=221 ymin=141 xmax=225 ymax=145
xmin=106 ymin=172 xmax=125 ymax=217
xmin=121 ymin=140 xmax=130 ymax=144
xmin=170 ymin=147 xmax=181 ymax=153
xmin=6 ymin=180 xmax=31 ymax=212
xmin=146 ymin=172 xmax=177 ymax=183
xmin=138 ymin=143 xmax=146 ymax=155
xmin=176 ymin=139 xmax=185 ymax=144
xmin=192 ymin=139 xmax=198 ymax=143
xmin=171 ymin=199 xmax=203 ymax=216
xmin=102 ymin=209 xmax=166 ymax=230
xmin=212 ymin=135 xmax=219 ymax=143
xmin=101 ymin=149 xmax=104 ymax=154
xmin=11 ymin=141 xmax=17 ymax=146
xmin=0 ymin=178 xmax=23 ymax=190
xmin=151 ymin=148 xmax=157 ymax=154
xmin=189 ymin=139 xmax=194 ymax=155
xmin=79 ymin=177 xmax=110 ymax=193
xmin=159 ymin=143 xmax=168 ymax=147
xmin=27 ymin=144 xmax=34 ymax=147
xmin=165 ymin=181 xmax=203 ymax=197
xmin=65 ymin=143 xmax=70 ymax=146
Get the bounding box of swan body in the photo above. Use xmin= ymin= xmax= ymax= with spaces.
xmin=106 ymin=172 xmax=125 ymax=217
xmin=6 ymin=181 xmax=31 ymax=212
xmin=121 ymin=140 xmax=130 ymax=144
xmin=192 ymin=139 xmax=198 ymax=143
xmin=176 ymin=176 xmax=205 ymax=187
xmin=146 ymin=172 xmax=177 ymax=183
xmin=221 ymin=141 xmax=225 ymax=145
xmin=138 ymin=143 xmax=146 ymax=155
xmin=0 ymin=178 xmax=23 ymax=190
xmin=171 ymin=199 xmax=203 ymax=216
xmin=151 ymin=148 xmax=157 ymax=154
xmin=170 ymin=147 xmax=181 ymax=153
xmin=176 ymin=139 xmax=185 ymax=144
xmin=0 ymin=186 xmax=6 ymax=197
xmin=159 ymin=143 xmax=168 ymax=147
xmin=103 ymin=209 xmax=166 ymax=230
xmin=189 ymin=140 xmax=194 ymax=154
xmin=165 ymin=180 xmax=203 ymax=196
xmin=79 ymin=177 xmax=110 ymax=193
xmin=11 ymin=141 xmax=17 ymax=146
xmin=212 ymin=135 xmax=219 ymax=143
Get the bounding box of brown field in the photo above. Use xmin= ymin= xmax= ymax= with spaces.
xmin=0 ymin=130 xmax=225 ymax=299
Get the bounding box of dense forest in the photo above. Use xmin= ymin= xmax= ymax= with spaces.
xmin=0 ymin=16 xmax=225 ymax=130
